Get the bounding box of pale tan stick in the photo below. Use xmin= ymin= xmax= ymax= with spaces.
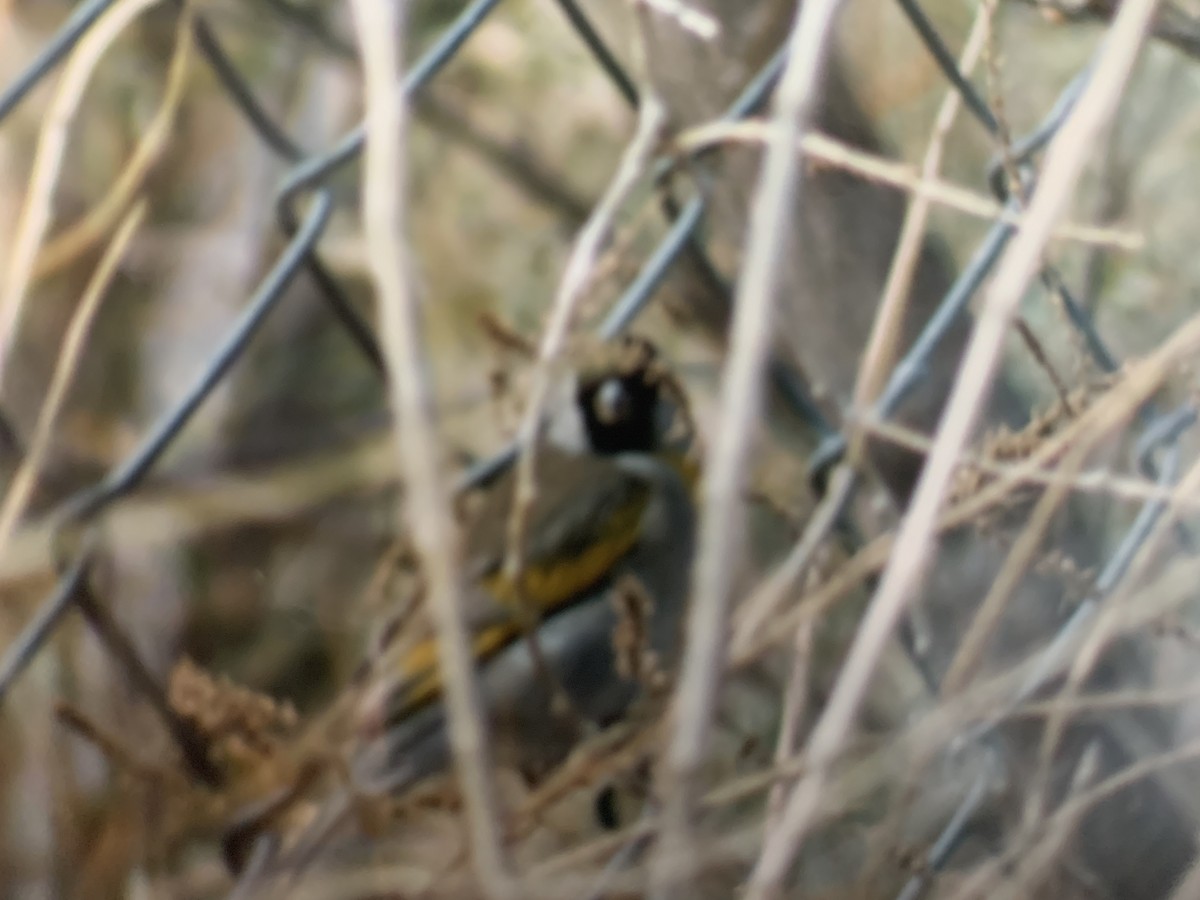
xmin=31 ymin=7 xmax=192 ymax=280
xmin=348 ymin=0 xmax=515 ymax=895
xmin=1028 ymin=449 xmax=1200 ymax=834
xmin=947 ymin=734 xmax=1200 ymax=900
xmin=764 ymin=617 xmax=814 ymax=834
xmin=863 ymin=415 xmax=1200 ymax=509
xmin=0 ymin=0 xmax=164 ymax=396
xmin=853 ymin=4 xmax=993 ymax=426
xmin=651 ymin=0 xmax=851 ymax=895
xmin=533 ymin=568 xmax=1200 ymax=882
xmin=673 ymin=124 xmax=1142 ymax=251
xmin=0 ymin=201 xmax=147 ymax=554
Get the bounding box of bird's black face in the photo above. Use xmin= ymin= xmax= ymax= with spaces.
xmin=578 ymin=370 xmax=660 ymax=455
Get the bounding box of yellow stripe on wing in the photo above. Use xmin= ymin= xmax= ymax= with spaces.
xmin=482 ymin=490 xmax=648 ymax=612
xmin=384 ymin=493 xmax=649 ymax=718
xmin=382 ymin=451 xmax=699 ymax=722
xmin=390 ymin=623 xmax=517 ymax=714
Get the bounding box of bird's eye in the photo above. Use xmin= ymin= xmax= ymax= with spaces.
xmin=593 ymin=378 xmax=631 ymax=425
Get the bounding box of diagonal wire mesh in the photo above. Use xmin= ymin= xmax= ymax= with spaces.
xmin=1 ymin=0 xmax=1200 ymax=897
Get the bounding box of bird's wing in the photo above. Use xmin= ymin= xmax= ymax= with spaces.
xmin=465 ymin=450 xmax=651 ymax=615
xmin=379 ymin=450 xmax=652 ymax=718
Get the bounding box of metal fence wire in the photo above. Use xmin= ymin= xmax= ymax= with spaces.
xmin=2 ymin=0 xmax=1200 ymax=897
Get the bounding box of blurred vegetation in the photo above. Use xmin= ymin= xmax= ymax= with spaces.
xmin=1 ymin=0 xmax=1200 ymax=897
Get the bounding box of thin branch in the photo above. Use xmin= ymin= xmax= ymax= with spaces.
xmin=415 ymin=92 xmax=591 ymax=226
xmin=862 ymin=415 xmax=1200 ymax=509
xmin=673 ymin=123 xmax=1142 ymax=251
xmin=948 ymin=734 xmax=1200 ymax=900
xmin=653 ymin=0 xmax=848 ymax=895
xmin=348 ymin=0 xmax=516 ymax=895
xmin=764 ymin=617 xmax=814 ymax=834
xmin=73 ymin=573 xmax=220 ymax=786
xmin=730 ymin=464 xmax=855 ymax=661
xmin=852 ymin=4 xmax=992 ymax=424
xmin=0 ymin=0 xmax=164 ymax=396
xmin=0 ymin=432 xmax=399 ymax=588
xmin=0 ymin=200 xmax=147 ymax=555
xmin=30 ymin=7 xmax=192 ymax=279
xmin=739 ymin=290 xmax=1200 ymax=678
xmin=637 ymin=0 xmax=720 ymax=39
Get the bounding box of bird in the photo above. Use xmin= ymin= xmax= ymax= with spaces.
xmin=227 ymin=334 xmax=699 ymax=885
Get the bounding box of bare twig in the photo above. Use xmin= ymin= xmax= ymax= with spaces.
xmin=950 ymin=742 xmax=1100 ymax=900
xmin=730 ymin=464 xmax=855 ymax=661
xmin=73 ymin=572 xmax=220 ymax=786
xmin=862 ymin=415 xmax=1200 ymax=509
xmin=416 ymin=92 xmax=591 ymax=226
xmin=983 ymin=0 xmax=1023 ymax=201
xmin=490 ymin=0 xmax=677 ymax=769
xmin=0 ymin=432 xmax=400 ymax=588
xmin=852 ymin=4 xmax=993 ymax=425
xmin=949 ymin=734 xmax=1200 ymax=900
xmin=0 ymin=0 xmax=165 ymax=396
xmin=0 ymin=201 xmax=147 ymax=556
xmin=737 ymin=313 xmax=1199 ymax=669
xmin=653 ymin=0 xmax=848 ymax=896
xmin=30 ymin=7 xmax=192 ymax=279
xmin=638 ymin=0 xmax=720 ymax=40
xmin=348 ymin=0 xmax=515 ymax=895
xmin=764 ymin=617 xmax=814 ymax=834
xmin=673 ymin=124 xmax=1142 ymax=251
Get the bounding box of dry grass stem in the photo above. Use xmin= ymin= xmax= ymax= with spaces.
xmin=651 ymin=0 xmax=850 ymax=895
xmin=637 ymin=0 xmax=721 ymax=40
xmin=746 ymin=281 xmax=1200 ymax=670
xmin=0 ymin=200 xmax=147 ymax=555
xmin=0 ymin=0 xmax=164 ymax=396
xmin=949 ymin=735 xmax=1200 ymax=900
xmin=674 ymin=123 xmax=1143 ymax=251
xmin=851 ymin=3 xmax=993 ymax=424
xmin=2 ymin=1 xmax=1196 ymax=895
xmin=730 ymin=463 xmax=855 ymax=661
xmin=863 ymin=415 xmax=1200 ymax=509
xmin=31 ymin=8 xmax=193 ymax=279
xmin=349 ymin=0 xmax=515 ymax=895
xmin=0 ymin=432 xmax=399 ymax=588
xmin=765 ymin=617 xmax=814 ymax=834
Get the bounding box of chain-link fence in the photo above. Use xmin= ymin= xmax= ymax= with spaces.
xmin=2 ymin=0 xmax=1200 ymax=897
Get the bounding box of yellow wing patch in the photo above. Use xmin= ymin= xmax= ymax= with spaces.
xmin=386 ymin=623 xmax=516 ymax=715
xmin=383 ymin=490 xmax=650 ymax=719
xmin=377 ymin=451 xmax=699 ymax=722
xmin=482 ymin=489 xmax=649 ymax=612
